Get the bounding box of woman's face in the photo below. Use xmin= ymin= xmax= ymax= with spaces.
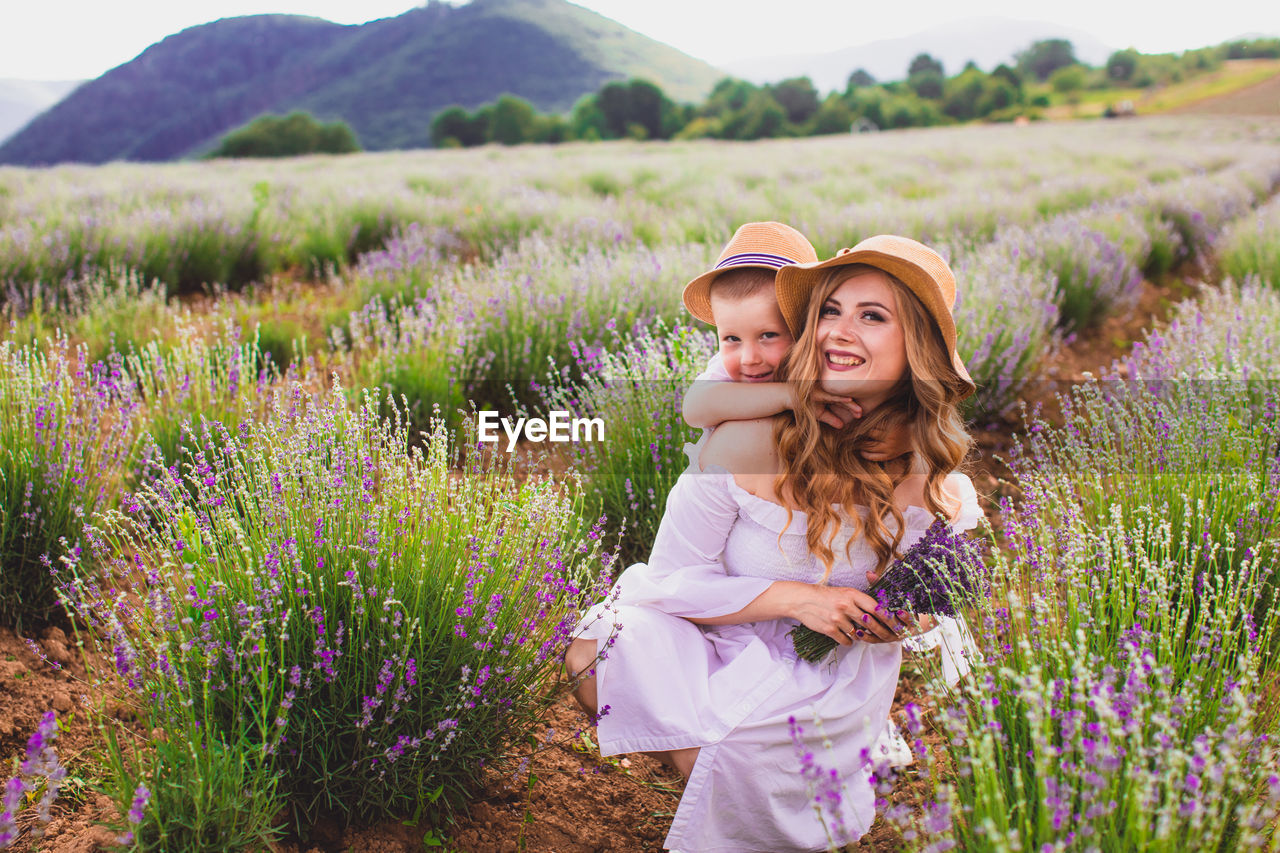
xmin=814 ymin=270 xmax=908 ymax=409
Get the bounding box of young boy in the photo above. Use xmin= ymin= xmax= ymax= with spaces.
xmin=680 ymin=221 xmax=909 ymax=460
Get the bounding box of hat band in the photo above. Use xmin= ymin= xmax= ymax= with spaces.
xmin=714 ymin=252 xmax=797 ymax=271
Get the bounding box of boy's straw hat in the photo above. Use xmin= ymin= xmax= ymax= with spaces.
xmin=682 ymin=222 xmax=819 ymax=325
xmin=774 ymin=234 xmax=975 ymax=399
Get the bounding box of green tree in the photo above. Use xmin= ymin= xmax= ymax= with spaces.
xmin=768 ymin=77 xmax=820 ymax=124
xmin=1106 ymin=48 xmax=1139 ymax=82
xmin=569 ymin=94 xmax=608 ymax=141
xmin=908 ymin=53 xmax=944 ymax=77
xmin=908 ymin=69 xmax=945 ymax=100
xmin=942 ymin=67 xmax=988 ymax=121
xmin=489 ymin=95 xmax=537 ymax=145
xmin=209 ymin=111 xmax=360 ymax=158
xmin=977 ymin=77 xmax=1019 ymax=116
xmin=532 ymin=114 xmax=568 ymax=143
xmin=706 ymin=77 xmax=757 ymax=113
xmin=733 ymin=91 xmax=787 ymax=139
xmin=430 ymin=106 xmax=484 ymax=147
xmin=595 ymin=79 xmax=679 ymax=140
xmin=1016 ymin=38 xmax=1078 ymax=81
xmin=991 ymin=63 xmax=1023 ymax=93
xmin=1049 ymin=64 xmax=1088 ymax=95
xmin=846 ymin=68 xmax=876 ymax=90
xmin=809 ymin=94 xmax=855 ymax=134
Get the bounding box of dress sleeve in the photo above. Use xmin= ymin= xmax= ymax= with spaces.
xmin=610 ymin=468 xmax=774 ymax=619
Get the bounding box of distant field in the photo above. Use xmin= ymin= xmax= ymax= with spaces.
xmin=1169 ymin=59 xmax=1280 ymax=115
xmin=1045 ymin=58 xmax=1280 ymax=119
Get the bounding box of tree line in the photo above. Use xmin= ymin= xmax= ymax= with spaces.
xmin=430 ymin=37 xmax=1280 ymax=147
xmin=207 ymin=37 xmax=1280 ymax=157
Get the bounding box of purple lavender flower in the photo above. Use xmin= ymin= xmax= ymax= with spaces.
xmin=792 ymin=520 xmax=985 ymax=662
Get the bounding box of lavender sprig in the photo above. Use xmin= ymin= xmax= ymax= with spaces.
xmin=791 ymin=519 xmax=985 ymax=663
xmin=0 ymin=711 xmax=65 ymax=848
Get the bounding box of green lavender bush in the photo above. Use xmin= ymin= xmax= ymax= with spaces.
xmin=537 ymin=319 xmax=716 ymax=562
xmin=0 ymin=336 xmax=136 ymax=626
xmin=62 ymin=383 xmax=617 ymax=833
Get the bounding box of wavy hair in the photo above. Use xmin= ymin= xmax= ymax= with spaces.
xmin=773 ymin=264 xmax=972 ymax=580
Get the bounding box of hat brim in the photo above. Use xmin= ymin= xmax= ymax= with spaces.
xmin=775 ymin=252 xmax=977 ymax=401
xmin=682 ymin=262 xmax=790 ymax=326
xmin=681 ymin=268 xmax=721 ymax=326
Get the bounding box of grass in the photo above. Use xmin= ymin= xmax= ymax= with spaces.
xmin=1041 ymin=59 xmax=1280 ymax=118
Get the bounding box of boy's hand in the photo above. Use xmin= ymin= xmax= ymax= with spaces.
xmin=860 ymin=427 xmax=914 ymax=461
xmin=810 ymin=390 xmax=860 ymax=429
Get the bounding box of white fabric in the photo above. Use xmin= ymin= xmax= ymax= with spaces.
xmin=575 ymin=464 xmax=981 ymax=852
xmin=682 ymin=353 xmax=733 ymax=467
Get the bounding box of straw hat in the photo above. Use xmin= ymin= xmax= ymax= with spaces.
xmin=774 ymin=234 xmax=975 ymax=399
xmin=682 ymin=222 xmax=819 ymax=325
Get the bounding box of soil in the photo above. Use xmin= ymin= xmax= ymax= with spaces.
xmin=0 ymin=269 xmax=1195 ymax=852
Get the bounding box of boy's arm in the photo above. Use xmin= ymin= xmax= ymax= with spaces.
xmin=683 ymin=381 xmax=860 ymax=430
xmin=682 ymin=380 xmax=794 ymax=428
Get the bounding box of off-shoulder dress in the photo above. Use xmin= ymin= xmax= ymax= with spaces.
xmin=574 ymin=463 xmax=981 ymax=852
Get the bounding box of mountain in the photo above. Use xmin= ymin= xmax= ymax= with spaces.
xmin=0 ymin=79 xmax=83 ymax=145
xmin=723 ymin=17 xmax=1114 ymax=93
xmin=0 ymin=0 xmax=724 ymax=166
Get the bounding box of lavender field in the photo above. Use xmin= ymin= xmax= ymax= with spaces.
xmin=2 ymin=115 xmax=1279 ymax=851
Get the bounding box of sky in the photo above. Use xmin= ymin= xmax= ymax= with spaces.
xmin=1 ymin=0 xmax=1274 ymax=81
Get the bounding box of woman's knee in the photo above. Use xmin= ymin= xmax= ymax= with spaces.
xmin=565 ymin=638 xmax=600 ymax=716
xmin=564 ymin=638 xmax=598 ymax=679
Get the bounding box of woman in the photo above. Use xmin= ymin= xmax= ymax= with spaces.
xmin=567 ymin=235 xmax=979 ymax=852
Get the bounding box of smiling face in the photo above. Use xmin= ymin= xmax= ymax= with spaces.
xmin=815 ymin=269 xmax=909 ymax=407
xmin=710 ymin=289 xmax=795 ymax=382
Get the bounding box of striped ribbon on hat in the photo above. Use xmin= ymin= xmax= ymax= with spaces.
xmin=715 ymin=252 xmax=798 ymax=270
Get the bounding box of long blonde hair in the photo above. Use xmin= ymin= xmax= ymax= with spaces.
xmin=773 ymin=264 xmax=972 ymax=580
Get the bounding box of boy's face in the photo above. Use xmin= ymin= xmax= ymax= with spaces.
xmin=709 ymin=289 xmax=795 ymax=383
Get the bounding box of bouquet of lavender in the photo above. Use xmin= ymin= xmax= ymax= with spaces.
xmin=791 ymin=519 xmax=985 ymax=663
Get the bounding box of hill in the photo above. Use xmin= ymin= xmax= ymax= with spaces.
xmin=0 ymin=79 xmax=83 ymax=145
xmin=1167 ymin=59 xmax=1280 ymax=115
xmin=723 ymin=16 xmax=1113 ymax=92
xmin=0 ymin=0 xmax=723 ymax=165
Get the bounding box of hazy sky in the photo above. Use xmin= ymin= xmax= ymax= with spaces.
xmin=1 ymin=0 xmax=1273 ymax=80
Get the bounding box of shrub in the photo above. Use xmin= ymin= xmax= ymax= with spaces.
xmin=63 ymin=384 xmax=616 ymax=828
xmin=208 ymin=112 xmax=361 ymax=159
xmin=863 ymin=296 xmax=1280 ymax=847
xmin=337 ymin=294 xmax=470 ymax=440
xmin=457 ymin=237 xmax=705 ymax=408
xmin=537 ymin=319 xmax=716 ymax=561
xmin=951 ymin=238 xmax=1061 ymax=422
xmin=124 ymin=317 xmax=280 ymax=473
xmin=920 ymin=501 xmax=1280 ymax=850
xmin=100 ymin=724 xmax=283 ymax=852
xmin=1218 ymin=196 xmax=1280 ymax=287
xmin=1015 ymin=214 xmax=1144 ymax=332
xmin=2 ymin=268 xmax=170 ymax=364
xmin=1118 ymin=277 xmax=1280 ymax=382
xmin=0 ymin=337 xmax=136 ymax=627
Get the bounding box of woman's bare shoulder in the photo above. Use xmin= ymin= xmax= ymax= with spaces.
xmin=895 ymin=471 xmax=965 ymax=520
xmin=698 ymin=418 xmax=779 ymax=474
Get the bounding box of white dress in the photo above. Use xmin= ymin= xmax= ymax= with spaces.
xmin=575 ymin=464 xmax=981 ymax=852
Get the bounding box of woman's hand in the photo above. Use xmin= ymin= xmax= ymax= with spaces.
xmin=788 ymin=582 xmax=906 ymax=645
xmin=865 ymin=570 xmax=931 ymax=636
